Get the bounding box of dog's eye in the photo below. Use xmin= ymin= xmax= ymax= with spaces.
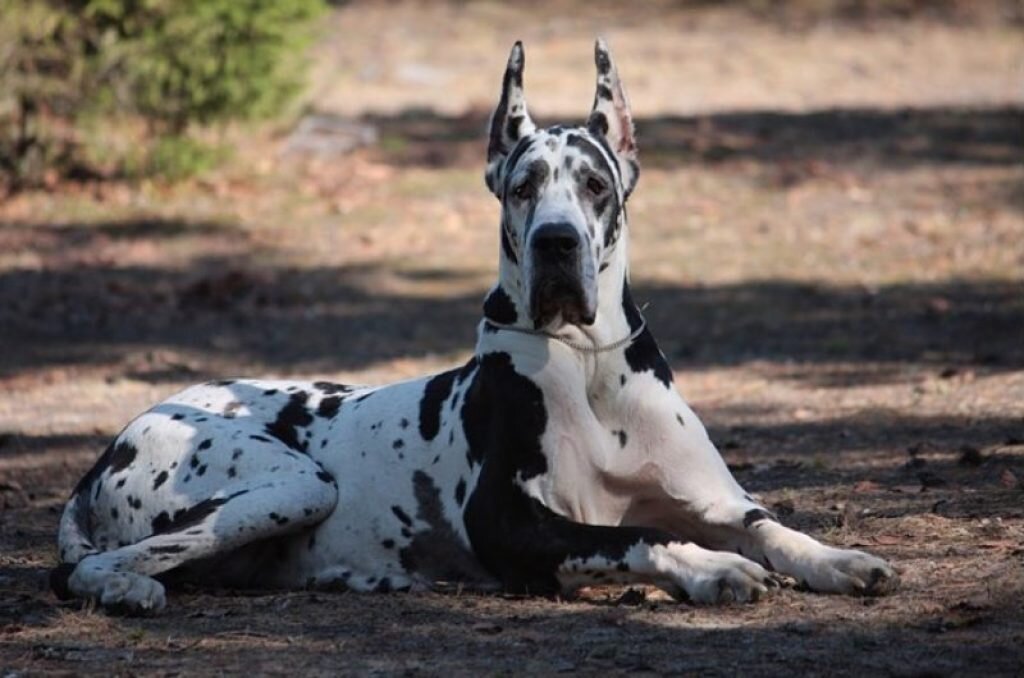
xmin=513 ymin=183 xmax=532 ymax=201
xmin=586 ymin=177 xmax=606 ymax=195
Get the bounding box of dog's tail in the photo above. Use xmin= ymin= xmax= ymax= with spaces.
xmin=50 ymin=480 xmax=100 ymax=600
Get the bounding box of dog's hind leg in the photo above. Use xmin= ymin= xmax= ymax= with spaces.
xmin=54 ymin=469 xmax=338 ymax=614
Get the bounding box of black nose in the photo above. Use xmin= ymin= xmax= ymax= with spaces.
xmin=532 ymin=222 xmax=580 ymax=261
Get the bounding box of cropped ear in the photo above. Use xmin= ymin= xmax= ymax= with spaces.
xmin=586 ymin=39 xmax=639 ymax=198
xmin=485 ymin=41 xmax=536 ymax=196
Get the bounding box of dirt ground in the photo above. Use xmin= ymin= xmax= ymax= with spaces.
xmin=2 ymin=1 xmax=1023 ymax=675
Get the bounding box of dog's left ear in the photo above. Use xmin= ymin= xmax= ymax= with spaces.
xmin=587 ymin=39 xmax=639 ymax=198
xmin=485 ymin=41 xmax=536 ymax=197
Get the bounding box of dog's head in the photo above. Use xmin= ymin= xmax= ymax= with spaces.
xmin=484 ymin=40 xmax=638 ymax=330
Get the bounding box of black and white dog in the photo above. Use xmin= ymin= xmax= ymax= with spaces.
xmin=52 ymin=41 xmax=897 ymax=614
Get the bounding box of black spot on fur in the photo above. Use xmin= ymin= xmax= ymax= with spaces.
xmin=263 ymin=389 xmax=278 ymax=396
xmin=232 ymin=449 xmax=243 ymax=460
xmin=171 ymin=413 xmax=185 ymax=421
xmin=676 ymin=413 xmax=686 ymax=427
xmin=316 ymin=395 xmax=342 ymax=419
xmin=743 ymin=509 xmax=776 ymax=528
xmin=265 ymin=391 xmax=313 ymax=453
xmin=110 ymin=507 xmax=119 ymax=519
xmin=149 ymin=544 xmax=187 ymax=554
xmin=270 ymin=512 xmax=290 ymax=525
xmin=614 ymin=430 xmax=628 ymax=448
xmin=393 ymin=439 xmax=404 ymax=450
xmin=419 ymin=369 xmax=458 ymax=442
xmin=381 ymin=539 xmax=395 ymax=549
xmin=150 ymin=489 xmax=248 ymax=536
xmin=460 ymin=352 xmax=546 ymax=477
xmin=483 ymin=286 xmax=518 ymax=325
xmin=501 ymin=222 xmax=518 ymax=264
xmin=398 ymin=471 xmax=494 ymax=583
xmin=455 ymin=477 xmax=467 ymax=506
xmin=622 ymin=283 xmax=673 ymax=388
xmin=588 ymin=111 xmax=609 ymax=137
xmin=316 ymin=469 xmax=336 ymax=485
xmin=249 ymin=434 xmax=272 ymax=443
xmin=313 ymin=381 xmax=351 ymax=395
xmin=197 ymin=439 xmax=213 ymax=451
xmin=391 ymin=505 xmax=413 ymax=527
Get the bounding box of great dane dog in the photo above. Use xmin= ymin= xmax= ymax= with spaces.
xmin=52 ymin=41 xmax=897 ymax=614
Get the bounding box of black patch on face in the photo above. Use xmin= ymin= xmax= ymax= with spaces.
xmin=743 ymin=509 xmax=776 ymax=528
xmin=566 ymin=134 xmax=614 ymax=180
xmin=614 ymin=430 xmax=628 ymax=448
xmin=501 ymin=220 xmax=518 ymax=264
xmin=622 ymin=283 xmax=673 ymax=388
xmin=502 ymin=138 xmax=534 ymax=188
xmin=397 ymin=470 xmax=494 ymax=583
xmin=265 ymin=391 xmax=313 ymax=453
xmin=419 ymin=368 xmax=459 ymax=442
xmin=483 ymin=286 xmax=518 ymax=325
xmin=150 ymin=489 xmax=248 ymax=536
xmin=316 ymin=396 xmax=342 ymax=419
xmin=676 ymin=413 xmax=685 ymax=427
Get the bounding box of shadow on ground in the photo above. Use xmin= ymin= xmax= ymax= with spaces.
xmin=363 ymin=105 xmax=1024 ymax=183
xmin=0 ymin=235 xmax=1020 ymax=380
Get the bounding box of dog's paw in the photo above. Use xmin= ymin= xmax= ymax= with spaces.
xmin=667 ymin=547 xmax=776 ymax=604
xmin=99 ymin=573 xmax=167 ymax=615
xmin=797 ymin=547 xmax=898 ymax=597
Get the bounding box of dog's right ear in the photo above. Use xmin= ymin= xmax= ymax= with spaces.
xmin=485 ymin=41 xmax=536 ymax=197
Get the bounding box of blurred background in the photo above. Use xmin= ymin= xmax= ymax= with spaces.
xmin=1 ymin=1 xmax=1023 ymax=672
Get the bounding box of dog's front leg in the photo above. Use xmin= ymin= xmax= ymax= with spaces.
xmin=614 ymin=382 xmax=898 ymax=596
xmin=465 ymin=482 xmax=775 ymax=604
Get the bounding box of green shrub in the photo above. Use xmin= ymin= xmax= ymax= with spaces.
xmin=0 ymin=0 xmax=325 ymax=186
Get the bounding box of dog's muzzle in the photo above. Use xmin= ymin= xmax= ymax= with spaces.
xmin=529 ymin=222 xmax=594 ymax=328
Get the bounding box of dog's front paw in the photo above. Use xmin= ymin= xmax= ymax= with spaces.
xmin=798 ymin=547 xmax=898 ymax=597
xmin=664 ymin=546 xmax=777 ymax=604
